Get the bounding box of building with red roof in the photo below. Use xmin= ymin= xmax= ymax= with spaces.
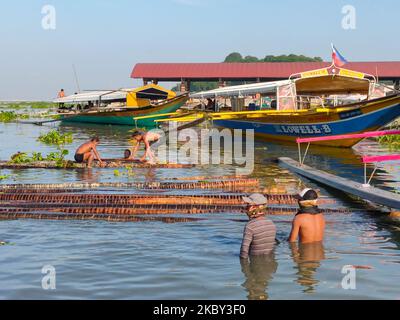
xmin=131 ymin=62 xmax=400 ymax=91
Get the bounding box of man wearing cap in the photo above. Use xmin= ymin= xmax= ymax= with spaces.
xmin=240 ymin=194 xmax=277 ymax=260
xmin=288 ymin=188 xmax=325 ymax=244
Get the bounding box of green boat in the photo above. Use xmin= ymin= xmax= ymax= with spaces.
xmin=55 ymin=84 xmax=188 ymax=127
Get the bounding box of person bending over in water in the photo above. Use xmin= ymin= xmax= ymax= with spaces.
xmin=288 ymin=188 xmax=325 ymax=244
xmin=240 ymin=193 xmax=277 ymax=260
xmin=129 ymin=130 xmax=161 ymax=163
xmin=74 ymin=137 xmax=104 ymax=168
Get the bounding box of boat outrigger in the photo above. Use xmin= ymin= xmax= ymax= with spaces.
xmin=54 ymin=84 xmax=188 ymax=127
xmin=184 ymin=64 xmax=400 ymax=147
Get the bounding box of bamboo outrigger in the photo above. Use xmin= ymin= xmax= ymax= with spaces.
xmin=279 ymin=130 xmax=400 ymax=210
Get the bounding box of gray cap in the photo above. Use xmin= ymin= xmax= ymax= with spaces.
xmin=242 ymin=193 xmax=268 ymax=205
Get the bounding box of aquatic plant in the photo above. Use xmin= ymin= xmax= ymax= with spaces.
xmin=31 ymin=152 xmax=44 ymax=162
xmin=377 ymin=134 xmax=400 ymax=150
xmin=9 ymin=150 xmax=70 ymax=168
xmin=9 ymin=152 xmax=32 ymax=164
xmin=37 ymin=130 xmax=73 ymax=167
xmin=38 ymin=130 xmax=73 ymax=145
xmin=113 ymin=167 xmax=135 ymax=178
xmin=113 ymin=170 xmax=121 ymax=176
xmin=0 ymin=173 xmax=9 ymax=181
xmin=0 ymin=111 xmax=19 ymax=122
xmin=3 ymin=101 xmax=54 ymax=110
xmin=0 ymin=111 xmax=30 ymax=122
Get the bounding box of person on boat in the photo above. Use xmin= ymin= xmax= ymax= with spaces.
xmin=205 ymin=98 xmax=216 ymax=111
xmin=128 ymin=130 xmax=161 ymax=163
xmin=57 ymin=89 xmax=65 ymax=98
xmin=288 ymin=188 xmax=326 ymax=244
xmin=57 ymin=89 xmax=66 ymax=109
xmin=74 ymin=137 xmax=104 ymax=168
xmin=240 ymin=194 xmax=277 ymax=260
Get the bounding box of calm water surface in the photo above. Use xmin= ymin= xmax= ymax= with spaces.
xmin=0 ymin=118 xmax=400 ymax=299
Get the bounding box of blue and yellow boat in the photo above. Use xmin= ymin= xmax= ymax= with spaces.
xmin=189 ymin=65 xmax=400 ymax=147
xmin=55 ymin=84 xmax=188 ymax=127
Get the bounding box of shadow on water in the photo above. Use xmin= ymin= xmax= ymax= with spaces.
xmin=240 ymin=253 xmax=278 ymax=300
xmin=289 ymin=242 xmax=325 ymax=294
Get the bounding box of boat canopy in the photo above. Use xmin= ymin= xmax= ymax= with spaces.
xmin=190 ymin=66 xmax=373 ymax=99
xmin=190 ymin=80 xmax=292 ymax=99
xmin=54 ymin=84 xmax=176 ymax=107
xmin=54 ymin=90 xmax=128 ymax=104
xmin=295 ymin=75 xmax=370 ymax=95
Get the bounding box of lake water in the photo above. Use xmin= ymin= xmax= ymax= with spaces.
xmin=0 ymin=118 xmax=400 ymax=300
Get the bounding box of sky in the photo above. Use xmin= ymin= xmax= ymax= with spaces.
xmin=0 ymin=0 xmax=399 ymax=100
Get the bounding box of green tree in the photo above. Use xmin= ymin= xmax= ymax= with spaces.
xmin=224 ymin=52 xmax=243 ymax=63
xmin=243 ymin=55 xmax=259 ymax=63
xmin=263 ymin=54 xmax=322 ymax=62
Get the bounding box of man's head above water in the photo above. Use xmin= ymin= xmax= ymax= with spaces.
xmin=296 ymin=188 xmax=319 ymax=207
xmin=242 ymin=193 xmax=268 ymax=219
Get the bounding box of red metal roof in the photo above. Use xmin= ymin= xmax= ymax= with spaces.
xmin=131 ymin=62 xmax=400 ymax=81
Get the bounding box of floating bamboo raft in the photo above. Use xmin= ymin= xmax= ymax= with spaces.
xmin=0 ymin=179 xmax=260 ymax=191
xmin=0 ymin=193 xmax=299 ymax=205
xmin=0 ymin=177 xmax=350 ymax=222
xmin=0 ymin=160 xmax=195 ymax=169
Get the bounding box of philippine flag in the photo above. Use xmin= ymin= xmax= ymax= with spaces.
xmin=331 ymin=44 xmax=348 ymax=67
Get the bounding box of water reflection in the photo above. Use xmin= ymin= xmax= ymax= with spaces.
xmin=74 ymin=168 xmax=100 ymax=183
xmin=240 ymin=253 xmax=278 ymax=300
xmin=290 ymin=242 xmax=325 ymax=293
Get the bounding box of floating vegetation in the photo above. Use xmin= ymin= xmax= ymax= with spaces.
xmin=35 ymin=130 xmax=73 ymax=167
xmin=0 ymin=172 xmax=9 ymax=181
xmin=0 ymin=101 xmax=54 ymax=110
xmin=9 ymin=150 xmax=70 ymax=168
xmin=377 ymin=134 xmax=400 ymax=150
xmin=37 ymin=130 xmax=73 ymax=145
xmin=9 ymin=152 xmax=32 ymax=164
xmin=0 ymin=111 xmax=29 ymax=122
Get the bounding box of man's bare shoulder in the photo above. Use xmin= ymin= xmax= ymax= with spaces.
xmin=294 ymin=213 xmax=324 ymax=222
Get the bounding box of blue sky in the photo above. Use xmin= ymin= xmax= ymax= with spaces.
xmin=0 ymin=0 xmax=399 ymax=100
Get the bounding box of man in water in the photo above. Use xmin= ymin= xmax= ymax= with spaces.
xmin=74 ymin=137 xmax=104 ymax=168
xmin=129 ymin=130 xmax=161 ymax=163
xmin=288 ymin=188 xmax=326 ymax=243
xmin=240 ymin=193 xmax=277 ymax=260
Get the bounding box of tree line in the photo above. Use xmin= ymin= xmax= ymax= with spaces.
xmin=173 ymin=52 xmax=323 ymax=92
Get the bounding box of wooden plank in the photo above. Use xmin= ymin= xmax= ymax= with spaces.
xmin=296 ymin=129 xmax=400 ymax=144
xmin=278 ymin=157 xmax=400 ymax=210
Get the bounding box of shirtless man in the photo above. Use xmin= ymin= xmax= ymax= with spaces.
xmin=129 ymin=130 xmax=161 ymax=163
xmin=288 ymin=188 xmax=325 ymax=244
xmin=74 ymin=137 xmax=104 ymax=168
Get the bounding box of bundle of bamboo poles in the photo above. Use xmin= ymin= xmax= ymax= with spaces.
xmin=0 ymin=160 xmax=195 ymax=170
xmin=0 ymin=179 xmax=260 ymax=191
xmin=0 ymin=177 xmax=350 ymax=222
